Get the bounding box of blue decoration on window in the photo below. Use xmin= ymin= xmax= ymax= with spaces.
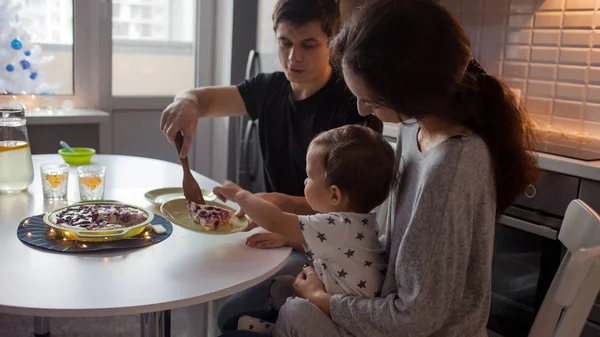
xmin=24 ymin=50 xmax=31 ymax=56
xmin=29 ymin=72 xmax=38 ymax=80
xmin=5 ymin=64 xmax=14 ymax=72
xmin=20 ymin=60 xmax=31 ymax=70
xmin=11 ymin=39 xmax=22 ymax=50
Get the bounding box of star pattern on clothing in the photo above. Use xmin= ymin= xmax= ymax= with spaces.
xmin=249 ymin=325 xmax=254 ymax=330
xmin=317 ymin=232 xmax=327 ymax=242
xmin=344 ymin=218 xmax=351 ymax=224
xmin=364 ymin=261 xmax=373 ymax=267
xmin=306 ymin=250 xmax=314 ymax=260
xmin=299 ymin=221 xmax=305 ymax=231
xmin=358 ymin=280 xmax=367 ymax=289
xmin=361 ymin=218 xmax=369 ymax=226
xmin=338 ymin=269 xmax=347 ymax=278
xmin=327 ymin=216 xmax=336 ymax=225
xmin=356 ymin=232 xmax=364 ymax=241
xmin=374 ymin=291 xmax=381 ymax=297
xmin=345 ymin=249 xmax=355 ymax=258
xmin=322 ymin=263 xmax=327 ymax=270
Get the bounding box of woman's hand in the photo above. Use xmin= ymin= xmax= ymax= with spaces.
xmin=213 ymin=181 xmax=245 ymax=203
xmin=293 ymin=267 xmax=332 ymax=315
xmin=246 ymin=232 xmax=289 ymax=249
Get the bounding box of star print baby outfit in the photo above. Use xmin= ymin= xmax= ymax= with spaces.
xmin=236 ymin=212 xmax=386 ymax=334
xmin=299 ymin=212 xmax=386 ymax=297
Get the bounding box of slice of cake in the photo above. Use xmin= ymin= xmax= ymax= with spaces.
xmin=187 ymin=201 xmax=233 ymax=231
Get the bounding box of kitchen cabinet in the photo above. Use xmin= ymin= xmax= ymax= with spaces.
xmin=582 ymin=322 xmax=600 ymax=337
xmin=513 ymin=171 xmax=579 ymax=218
xmin=579 ymin=179 xmax=600 ymax=214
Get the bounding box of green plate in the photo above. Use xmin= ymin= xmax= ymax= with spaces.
xmin=160 ymin=199 xmax=249 ymax=234
xmin=144 ymin=187 xmax=217 ymax=206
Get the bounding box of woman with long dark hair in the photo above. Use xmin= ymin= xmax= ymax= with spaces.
xmin=219 ymin=0 xmax=539 ymax=336
xmin=271 ymin=1 xmax=539 ymax=336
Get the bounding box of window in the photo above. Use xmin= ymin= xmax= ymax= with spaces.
xmin=141 ymin=6 xmax=152 ymax=19
xmin=51 ymin=31 xmax=61 ymax=42
xmin=140 ymin=24 xmax=152 ymax=38
xmin=113 ymin=4 xmax=122 ymax=18
xmin=130 ymin=5 xmax=152 ymax=19
xmin=1 ymin=0 xmax=213 ymax=108
xmin=112 ymin=0 xmax=197 ymax=96
xmin=1 ymin=0 xmax=74 ymax=95
xmin=113 ymin=22 xmax=130 ymax=37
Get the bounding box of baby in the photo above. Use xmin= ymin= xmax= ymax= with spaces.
xmin=213 ymin=124 xmax=397 ymax=334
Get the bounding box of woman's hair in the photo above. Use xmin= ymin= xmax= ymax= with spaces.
xmin=311 ymin=125 xmax=397 ymax=213
xmin=273 ymin=0 xmax=340 ymax=38
xmin=332 ymin=0 xmax=539 ymax=214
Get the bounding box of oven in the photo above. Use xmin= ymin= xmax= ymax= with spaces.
xmin=487 ymin=170 xmax=578 ymax=337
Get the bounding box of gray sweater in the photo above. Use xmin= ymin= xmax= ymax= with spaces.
xmin=330 ymin=122 xmax=496 ymax=337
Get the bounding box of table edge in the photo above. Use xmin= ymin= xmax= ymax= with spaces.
xmin=0 ymin=248 xmax=292 ymax=317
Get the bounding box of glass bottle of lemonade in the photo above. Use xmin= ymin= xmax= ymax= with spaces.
xmin=0 ymin=103 xmax=34 ymax=193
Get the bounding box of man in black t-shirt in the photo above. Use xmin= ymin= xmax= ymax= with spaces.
xmin=161 ymin=0 xmax=381 ymax=204
xmin=160 ymin=0 xmax=381 ymax=328
xmin=237 ymin=71 xmax=381 ymax=197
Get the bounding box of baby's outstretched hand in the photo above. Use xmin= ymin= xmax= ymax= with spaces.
xmin=213 ymin=181 xmax=244 ymax=202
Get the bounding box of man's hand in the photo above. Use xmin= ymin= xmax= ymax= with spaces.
xmin=245 ymin=232 xmax=289 ymax=249
xmin=234 ymin=192 xmax=289 ymax=218
xmin=160 ymin=93 xmax=199 ymax=158
xmin=213 ymin=181 xmax=245 ymax=203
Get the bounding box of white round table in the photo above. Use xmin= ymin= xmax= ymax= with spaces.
xmin=0 ymin=154 xmax=291 ymax=337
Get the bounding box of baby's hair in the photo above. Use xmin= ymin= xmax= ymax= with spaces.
xmin=310 ymin=125 xmax=397 ymax=213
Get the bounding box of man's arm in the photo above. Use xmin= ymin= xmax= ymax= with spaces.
xmin=161 ymin=86 xmax=247 ymax=157
xmin=174 ymin=86 xmax=247 ymax=118
xmin=267 ymin=193 xmax=316 ymax=215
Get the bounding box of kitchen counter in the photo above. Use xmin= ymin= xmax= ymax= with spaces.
xmin=383 ymin=122 xmax=600 ymax=182
xmin=536 ymin=152 xmax=600 ymax=181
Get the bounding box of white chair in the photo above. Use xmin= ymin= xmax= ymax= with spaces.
xmin=529 ymin=199 xmax=600 ymax=337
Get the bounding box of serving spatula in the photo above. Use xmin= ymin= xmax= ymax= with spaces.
xmin=174 ymin=132 xmax=206 ymax=205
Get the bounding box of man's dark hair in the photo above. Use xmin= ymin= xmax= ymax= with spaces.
xmin=273 ymin=0 xmax=341 ymax=38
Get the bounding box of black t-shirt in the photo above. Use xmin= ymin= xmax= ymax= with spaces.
xmin=237 ymin=71 xmax=383 ymax=197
